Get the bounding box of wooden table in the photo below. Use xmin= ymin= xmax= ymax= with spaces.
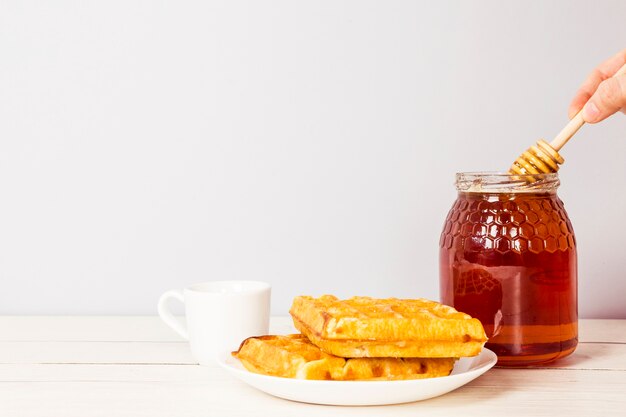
xmin=1 ymin=317 xmax=624 ymax=416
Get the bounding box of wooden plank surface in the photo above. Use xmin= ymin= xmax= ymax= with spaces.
xmin=0 ymin=367 xmax=624 ymax=417
xmin=0 ymin=317 xmax=624 ymax=417
xmin=0 ymin=316 xmax=297 ymax=342
xmin=578 ymin=319 xmax=626 ymax=343
xmin=0 ymin=316 xmax=185 ymax=342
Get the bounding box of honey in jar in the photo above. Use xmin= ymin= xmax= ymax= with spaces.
xmin=439 ymin=172 xmax=577 ymax=366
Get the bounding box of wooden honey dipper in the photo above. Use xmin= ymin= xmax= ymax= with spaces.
xmin=509 ymin=62 xmax=626 ymax=176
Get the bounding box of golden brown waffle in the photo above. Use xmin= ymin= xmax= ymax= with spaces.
xmin=290 ymin=295 xmax=487 ymax=358
xmin=232 ymin=334 xmax=456 ymax=380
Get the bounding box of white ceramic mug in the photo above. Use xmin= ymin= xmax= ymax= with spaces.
xmin=158 ymin=280 xmax=271 ymax=365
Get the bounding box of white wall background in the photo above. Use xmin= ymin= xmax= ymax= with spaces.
xmin=1 ymin=0 xmax=625 ymax=317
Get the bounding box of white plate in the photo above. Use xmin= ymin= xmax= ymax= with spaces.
xmin=217 ymin=348 xmax=497 ymax=406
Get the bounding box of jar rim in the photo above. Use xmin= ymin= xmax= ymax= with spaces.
xmin=455 ymin=171 xmax=560 ymax=193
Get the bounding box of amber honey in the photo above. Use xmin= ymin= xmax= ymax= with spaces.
xmin=439 ymin=172 xmax=577 ymax=366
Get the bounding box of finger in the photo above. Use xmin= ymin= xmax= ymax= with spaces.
xmin=568 ymin=91 xmax=592 ymax=119
xmin=582 ymin=74 xmax=626 ymax=123
xmin=568 ymin=70 xmax=602 ymax=118
xmin=568 ymin=49 xmax=626 ymax=119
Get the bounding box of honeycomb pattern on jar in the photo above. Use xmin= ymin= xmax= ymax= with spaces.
xmin=439 ymin=195 xmax=576 ymax=254
xmin=454 ymin=267 xmax=501 ymax=296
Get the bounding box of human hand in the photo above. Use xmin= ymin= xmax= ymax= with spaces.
xmin=568 ymin=49 xmax=626 ymax=124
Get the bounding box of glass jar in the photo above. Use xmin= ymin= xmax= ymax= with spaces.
xmin=439 ymin=172 xmax=577 ymax=366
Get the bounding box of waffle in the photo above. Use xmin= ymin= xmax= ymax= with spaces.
xmin=232 ymin=334 xmax=456 ymax=380
xmin=290 ymin=295 xmax=487 ymax=358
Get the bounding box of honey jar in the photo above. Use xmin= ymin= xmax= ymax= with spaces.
xmin=439 ymin=172 xmax=578 ymax=366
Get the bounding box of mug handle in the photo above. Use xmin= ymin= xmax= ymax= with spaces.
xmin=158 ymin=290 xmax=189 ymax=340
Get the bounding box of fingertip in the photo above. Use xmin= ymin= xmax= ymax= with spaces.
xmin=582 ymin=102 xmax=600 ymax=123
xmin=568 ymin=94 xmax=590 ymax=119
xmin=567 ymin=107 xmax=578 ymax=120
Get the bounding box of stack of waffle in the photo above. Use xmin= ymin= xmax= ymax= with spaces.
xmin=232 ymin=295 xmax=487 ymax=381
